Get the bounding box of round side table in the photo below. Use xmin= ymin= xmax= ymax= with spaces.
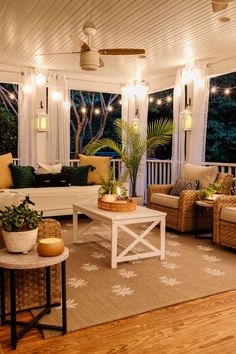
xmin=0 ymin=247 xmax=69 ymax=350
xmin=195 ymin=200 xmax=214 ymax=239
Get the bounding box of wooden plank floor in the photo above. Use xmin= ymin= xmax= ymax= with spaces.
xmin=1 ymin=290 xmax=236 ymax=354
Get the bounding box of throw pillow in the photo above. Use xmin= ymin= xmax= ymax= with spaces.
xmin=182 ymin=163 xmax=218 ymax=189
xmin=37 ymin=163 xmax=62 ymax=175
xmin=34 ymin=173 xmax=69 ymax=187
xmin=9 ymin=164 xmax=35 ymax=188
xmin=170 ymin=178 xmax=199 ymax=196
xmin=62 ymin=165 xmax=91 ymax=186
xmin=0 ymin=153 xmax=13 ymax=188
xmin=79 ymin=154 xmax=111 ymax=185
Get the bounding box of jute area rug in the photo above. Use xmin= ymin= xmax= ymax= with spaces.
xmin=37 ymin=218 xmax=236 ymax=338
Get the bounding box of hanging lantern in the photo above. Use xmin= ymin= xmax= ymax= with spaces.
xmin=180 ymin=107 xmax=192 ymax=131
xmin=37 ymin=112 xmax=48 ymax=132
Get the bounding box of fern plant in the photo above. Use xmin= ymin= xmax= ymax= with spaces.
xmin=85 ymin=118 xmax=173 ymax=197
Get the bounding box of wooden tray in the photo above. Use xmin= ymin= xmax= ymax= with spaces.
xmin=97 ymin=198 xmax=136 ymax=212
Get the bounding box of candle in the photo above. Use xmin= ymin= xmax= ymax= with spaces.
xmin=117 ymin=186 xmax=121 ymax=200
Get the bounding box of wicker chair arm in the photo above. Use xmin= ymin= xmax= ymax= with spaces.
xmin=147 ymin=184 xmax=173 ymax=206
xmin=213 ymin=195 xmax=236 ymax=244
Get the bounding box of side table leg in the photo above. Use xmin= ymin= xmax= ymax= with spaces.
xmin=61 ymin=261 xmax=67 ymax=334
xmin=46 ymin=267 xmax=51 ymax=314
xmin=10 ymin=270 xmax=17 ymax=350
xmin=0 ymin=268 xmax=6 ymax=325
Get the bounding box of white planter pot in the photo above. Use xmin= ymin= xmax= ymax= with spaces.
xmin=2 ymin=228 xmax=38 ymax=254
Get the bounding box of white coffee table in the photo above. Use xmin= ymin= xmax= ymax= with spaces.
xmin=73 ymin=201 xmax=166 ymax=268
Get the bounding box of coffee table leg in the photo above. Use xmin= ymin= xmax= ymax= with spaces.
xmin=10 ymin=270 xmax=17 ymax=350
xmin=160 ymin=217 xmax=166 ymax=260
xmin=73 ymin=207 xmax=78 ymax=243
xmin=111 ymin=223 xmax=118 ymax=268
xmin=61 ymin=261 xmax=67 ymax=334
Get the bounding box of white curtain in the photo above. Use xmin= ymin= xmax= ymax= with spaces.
xmin=189 ymin=61 xmax=210 ymax=165
xmin=171 ymin=69 xmax=186 ymax=183
xmin=18 ymin=68 xmax=37 ymax=166
xmin=48 ymin=72 xmax=70 ymax=165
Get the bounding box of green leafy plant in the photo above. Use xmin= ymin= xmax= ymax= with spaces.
xmin=85 ymin=118 xmax=173 ymax=197
xmin=0 ymin=203 xmax=42 ymax=232
xmin=98 ymin=169 xmax=128 ymax=200
xmin=195 ymin=183 xmax=225 ymax=200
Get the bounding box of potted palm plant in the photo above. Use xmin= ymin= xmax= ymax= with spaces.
xmin=0 ymin=201 xmax=42 ymax=254
xmin=84 ymin=118 xmax=173 ymax=200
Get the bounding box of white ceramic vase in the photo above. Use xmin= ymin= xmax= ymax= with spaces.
xmin=101 ymin=194 xmax=117 ymax=203
xmin=2 ymin=228 xmax=38 ymax=254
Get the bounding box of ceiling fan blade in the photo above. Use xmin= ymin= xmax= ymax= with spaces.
xmin=99 ymin=57 xmax=104 ymax=67
xmin=36 ymin=51 xmax=80 ymax=56
xmin=98 ymin=48 xmax=145 ymax=55
xmin=212 ymin=1 xmax=228 ymax=12
xmin=70 ymin=34 xmax=90 ymax=51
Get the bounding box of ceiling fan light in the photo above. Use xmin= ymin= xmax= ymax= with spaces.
xmin=80 ymin=50 xmax=100 ymax=71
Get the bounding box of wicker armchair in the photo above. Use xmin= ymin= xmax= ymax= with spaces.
xmin=0 ymin=219 xmax=62 ymax=313
xmin=213 ymin=195 xmax=236 ymax=249
xmin=147 ymin=173 xmax=233 ymax=233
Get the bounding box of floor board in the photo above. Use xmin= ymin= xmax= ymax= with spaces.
xmin=1 ymin=290 xmax=236 ymax=353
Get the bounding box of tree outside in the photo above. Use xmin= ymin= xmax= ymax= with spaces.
xmin=206 ymin=72 xmax=236 ymax=163
xmin=0 ymin=83 xmax=18 ymax=157
xmin=70 ymin=90 xmax=121 ymax=158
xmin=147 ymin=88 xmax=173 ymax=159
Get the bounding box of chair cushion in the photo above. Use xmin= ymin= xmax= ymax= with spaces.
xmin=0 ymin=153 xmax=13 ymax=188
xmin=9 ymin=164 xmax=35 ymax=188
xmin=79 ymin=154 xmax=111 ymax=185
xmin=62 ymin=165 xmax=91 ymax=186
xmin=170 ymin=178 xmax=199 ymax=196
xmin=150 ymin=193 xmax=179 ymax=209
xmin=220 ymin=207 xmax=236 ymax=224
xmin=182 ymin=163 xmax=218 ymax=189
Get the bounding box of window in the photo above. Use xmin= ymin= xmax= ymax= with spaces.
xmin=206 ymin=72 xmax=236 ymax=163
xmin=148 ymin=88 xmax=173 ymax=159
xmin=0 ymin=83 xmax=18 ymax=157
xmin=70 ymin=90 xmax=121 ymax=159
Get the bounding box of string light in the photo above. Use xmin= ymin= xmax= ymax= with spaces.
xmin=108 ymin=106 xmax=113 ymax=112
xmin=157 ymin=99 xmax=162 ymax=105
xmin=94 ymin=108 xmax=100 ymax=115
xmin=149 ymin=97 xmax=154 ymax=102
xmin=210 ymin=86 xmax=217 ymax=93
xmin=51 ymin=91 xmax=62 ymax=101
xmin=224 ymin=88 xmax=230 ymax=95
xmin=118 ymin=99 xmax=122 ymax=105
xmin=9 ymin=93 xmax=15 ymax=100
xmin=81 ymin=107 xmax=86 ymax=113
xmin=166 ymin=96 xmax=172 ymax=103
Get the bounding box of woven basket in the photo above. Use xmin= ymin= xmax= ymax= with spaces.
xmin=98 ymin=198 xmax=136 ymax=212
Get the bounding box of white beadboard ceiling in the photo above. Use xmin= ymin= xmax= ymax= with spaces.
xmin=0 ymin=0 xmax=236 ymax=82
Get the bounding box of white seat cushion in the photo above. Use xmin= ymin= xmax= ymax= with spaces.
xmin=220 ymin=207 xmax=236 ymax=224
xmin=150 ymin=193 xmax=179 ymax=209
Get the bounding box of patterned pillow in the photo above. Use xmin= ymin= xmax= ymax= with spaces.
xmin=170 ymin=178 xmax=199 ymax=196
xmin=9 ymin=164 xmax=35 ymax=188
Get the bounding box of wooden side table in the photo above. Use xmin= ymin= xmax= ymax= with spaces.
xmin=0 ymin=247 xmax=69 ymax=350
xmin=195 ymin=200 xmax=214 ymax=239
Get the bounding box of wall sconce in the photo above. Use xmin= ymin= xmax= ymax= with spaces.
xmin=37 ymin=112 xmax=48 ymax=132
xmin=180 ymin=107 xmax=192 ymax=131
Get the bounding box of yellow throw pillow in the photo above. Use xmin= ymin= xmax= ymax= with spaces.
xmin=0 ymin=153 xmax=13 ymax=188
xmin=79 ymin=154 xmax=111 ymax=185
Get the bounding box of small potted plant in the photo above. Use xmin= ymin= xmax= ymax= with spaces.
xmin=195 ymin=182 xmax=225 ymax=201
xmin=98 ymin=169 xmax=128 ymax=202
xmin=0 ymin=199 xmax=42 ymax=254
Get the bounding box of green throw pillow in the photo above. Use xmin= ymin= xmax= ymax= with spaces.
xmin=62 ymin=165 xmax=92 ymax=186
xmin=170 ymin=178 xmax=199 ymax=196
xmin=9 ymin=164 xmax=35 ymax=188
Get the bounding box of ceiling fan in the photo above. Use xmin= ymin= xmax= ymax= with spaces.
xmin=39 ymin=21 xmax=145 ymax=71
xmin=211 ymin=0 xmax=234 ymax=13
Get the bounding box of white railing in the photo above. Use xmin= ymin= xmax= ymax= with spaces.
xmin=12 ymin=158 xmax=20 ymax=165
xmin=146 ymin=159 xmax=173 ymax=185
xmin=69 ymin=159 xmax=123 ymax=180
xmin=203 ymin=162 xmax=236 ymax=178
